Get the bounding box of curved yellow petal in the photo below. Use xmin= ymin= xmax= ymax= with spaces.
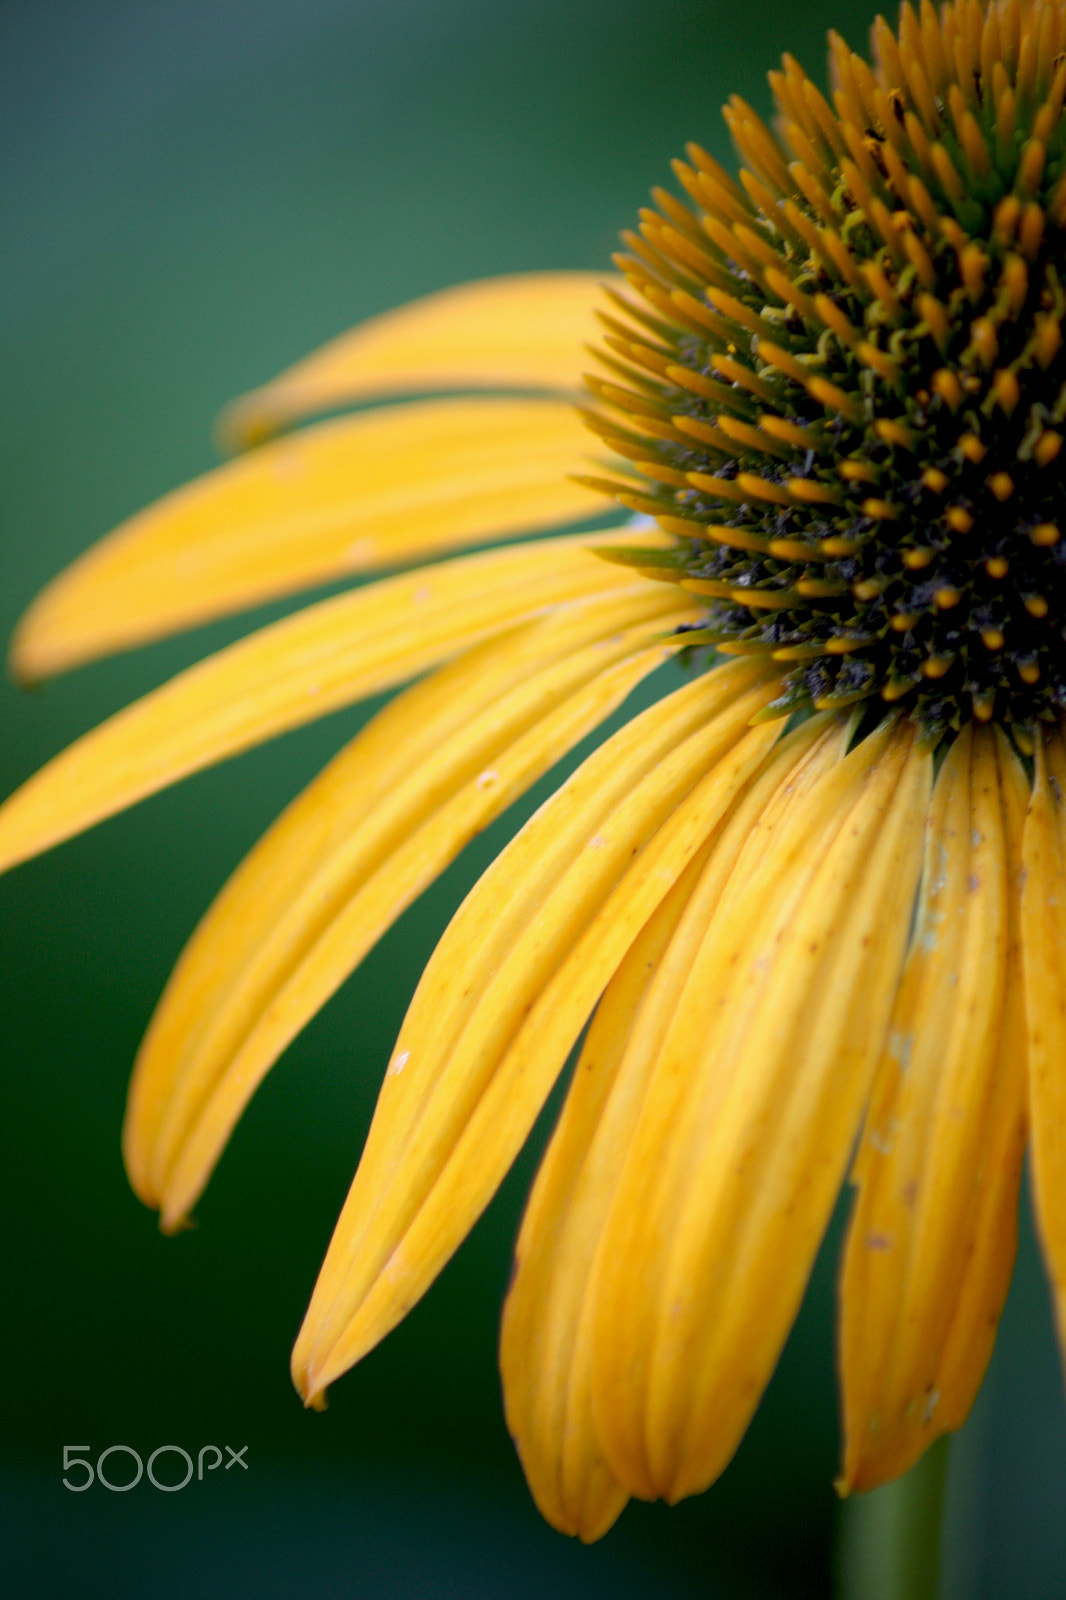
xmin=125 ymin=591 xmax=673 ymax=1200
xmin=577 ymin=712 xmax=859 ymax=1499
xmin=839 ymin=724 xmax=1028 ymax=1492
xmin=291 ymin=660 xmax=785 ymax=1404
xmin=500 ymin=874 xmax=694 ymax=1543
xmin=124 ymin=588 xmax=695 ymax=1225
xmin=499 ymin=714 xmax=835 ymax=1542
xmin=219 ymin=274 xmax=615 ymax=446
xmin=12 ymin=398 xmax=604 ymax=680
xmin=1022 ymin=727 xmax=1066 ymax=1355
xmin=589 ymin=718 xmax=931 ymax=1505
xmin=0 ymin=531 xmax=653 ymax=877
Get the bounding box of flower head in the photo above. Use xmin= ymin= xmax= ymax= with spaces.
xmin=591 ymin=0 xmax=1066 ymax=746
xmin=4 ymin=0 xmax=1066 ymax=1544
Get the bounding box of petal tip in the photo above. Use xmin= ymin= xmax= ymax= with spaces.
xmin=8 ymin=611 xmax=52 ymax=687
xmin=213 ymin=394 xmax=279 ymax=455
xmin=291 ymin=1353 xmax=329 ymax=1412
xmin=120 ymin=1118 xmax=160 ymax=1213
xmin=158 ymin=1208 xmax=196 ymax=1238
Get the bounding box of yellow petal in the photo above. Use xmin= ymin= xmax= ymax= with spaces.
xmin=589 ymin=718 xmax=931 ymax=1505
xmin=12 ymin=399 xmax=604 ymax=680
xmin=839 ymin=725 xmax=1029 ymax=1492
xmin=219 ymin=273 xmax=615 ymax=445
xmin=578 ymin=712 xmax=860 ymax=1499
xmin=499 ymin=714 xmax=835 ymax=1541
xmin=1022 ymin=726 xmax=1066 ymax=1353
xmin=125 ymin=587 xmax=695 ymax=1224
xmin=0 ymin=531 xmax=661 ymax=877
xmin=502 ymin=855 xmax=708 ymax=1543
xmin=127 ymin=591 xmax=675 ymax=1198
xmin=291 ymin=660 xmax=785 ymax=1404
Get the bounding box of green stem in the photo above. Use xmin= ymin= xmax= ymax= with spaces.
xmin=835 ymin=1435 xmax=951 ymax=1600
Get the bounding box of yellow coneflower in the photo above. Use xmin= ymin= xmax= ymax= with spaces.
xmin=2 ymin=0 xmax=1065 ymax=1545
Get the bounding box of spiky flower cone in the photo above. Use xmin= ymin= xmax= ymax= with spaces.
xmin=589 ymin=0 xmax=1066 ymax=749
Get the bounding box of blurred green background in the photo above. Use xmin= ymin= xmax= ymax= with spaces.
xmin=3 ymin=1 xmax=1066 ymax=1594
